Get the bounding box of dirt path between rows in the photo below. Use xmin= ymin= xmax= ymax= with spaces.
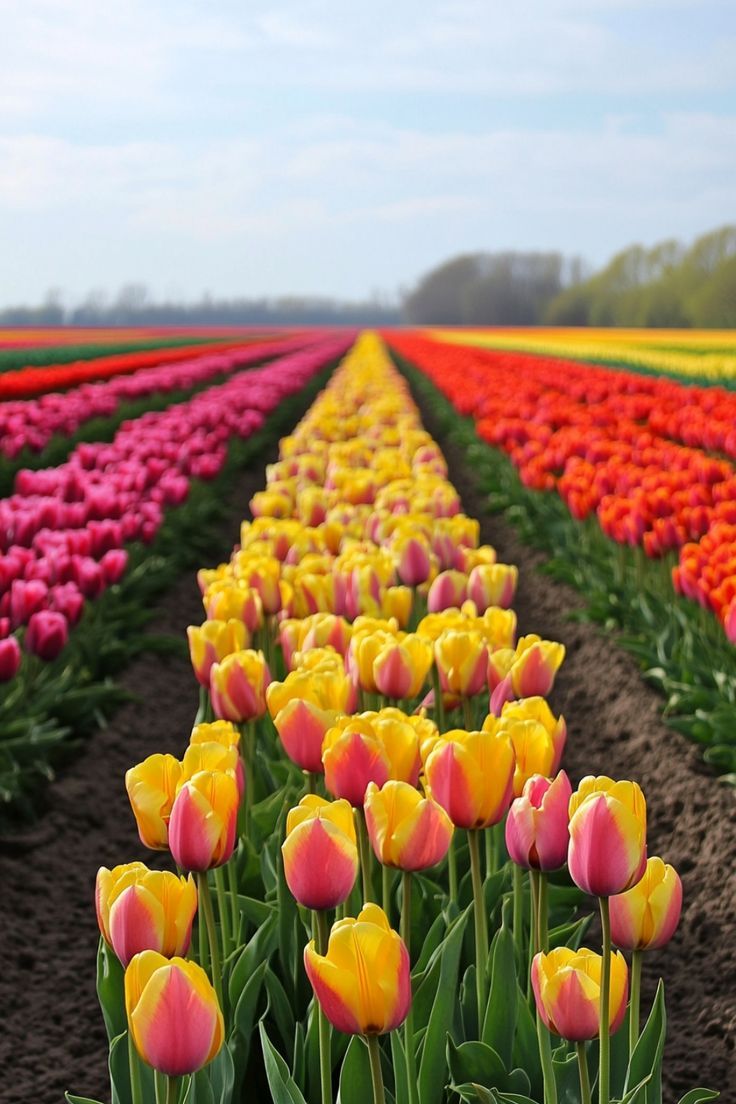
xmin=414 ymin=393 xmax=736 ymax=1100
xmin=0 ymin=456 xmax=279 ymax=1103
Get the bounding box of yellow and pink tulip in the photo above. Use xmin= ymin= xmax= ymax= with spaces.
xmin=609 ymin=857 xmax=682 ymax=951
xmin=364 ymin=780 xmax=453 ymax=871
xmin=282 ymin=795 xmax=359 ymax=910
xmin=568 ymin=776 xmax=647 ymax=898
xmin=505 ymin=771 xmax=572 ymax=871
xmin=532 ymin=947 xmax=628 ymax=1041
xmin=96 ymin=863 xmax=197 ymax=967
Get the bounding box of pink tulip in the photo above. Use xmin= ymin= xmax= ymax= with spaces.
xmin=0 ymin=635 xmax=21 ymax=680
xmin=25 ymin=609 xmax=68 ymax=660
xmin=505 ymin=771 xmax=572 ymax=871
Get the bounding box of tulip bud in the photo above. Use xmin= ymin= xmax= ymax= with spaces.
xmin=282 ymin=795 xmax=359 ymax=909
xmin=434 ymin=629 xmax=488 ymax=698
xmin=322 ymin=717 xmax=391 ymax=807
xmin=500 ymin=697 xmax=567 ymax=772
xmin=210 ymin=649 xmax=270 ymax=723
xmin=25 ymin=609 xmax=68 ymax=660
xmin=125 ymin=951 xmax=224 ymax=1075
xmin=510 ymin=636 xmax=565 ymax=697
xmin=568 ymin=776 xmax=647 ymax=897
xmin=0 ymin=635 xmax=21 ymax=681
xmin=609 ymin=857 xmax=682 ymax=951
xmin=532 ymin=947 xmax=628 ymax=1041
xmin=505 ymin=771 xmax=572 ymax=871
xmin=204 ymin=581 xmax=263 ymax=632
xmin=189 ymin=719 xmax=240 ymax=749
xmin=304 ymin=904 xmax=411 ymax=1034
xmin=96 ymin=863 xmax=198 ymax=966
xmin=424 ymin=728 xmax=515 ymax=829
xmin=373 ymin=633 xmax=434 ymax=701
xmin=394 ymin=535 xmax=434 ymax=587
xmin=487 ymin=715 xmax=556 ymax=796
xmin=466 ymin=563 xmax=518 ymax=611
xmin=187 ymin=619 xmax=249 ymax=687
xmin=427 ymin=570 xmax=467 ymax=613
xmin=168 ymin=770 xmax=239 ymax=872
xmin=126 ymin=754 xmax=183 ymax=850
xmin=364 ymin=781 xmax=453 ymax=871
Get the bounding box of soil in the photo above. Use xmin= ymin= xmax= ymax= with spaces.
xmin=1 ymin=392 xmax=734 ymax=1102
xmin=0 ymin=454 xmax=279 ymax=1104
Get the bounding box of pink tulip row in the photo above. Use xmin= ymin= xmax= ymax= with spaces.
xmin=0 ymin=335 xmax=352 ymax=679
xmin=0 ymin=334 xmax=320 ymax=460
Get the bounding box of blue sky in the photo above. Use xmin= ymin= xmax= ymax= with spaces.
xmin=1 ymin=0 xmax=734 ymax=305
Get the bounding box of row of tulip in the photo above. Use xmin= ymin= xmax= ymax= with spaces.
xmin=0 ymin=333 xmax=315 ymax=460
xmin=0 ymin=335 xmax=279 ymax=401
xmin=386 ymin=333 xmax=736 ymax=642
xmin=430 ymin=328 xmax=736 ymax=383
xmin=0 ymin=330 xmax=242 ymax=373
xmin=76 ymin=333 xmax=714 ymax=1104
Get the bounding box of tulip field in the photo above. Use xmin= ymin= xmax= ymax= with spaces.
xmin=0 ymin=327 xmax=733 ymax=1103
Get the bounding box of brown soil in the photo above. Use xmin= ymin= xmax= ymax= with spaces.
xmin=420 ymin=398 xmax=736 ymax=1100
xmin=0 ymin=457 xmax=278 ymax=1104
xmin=1 ymin=394 xmax=734 ymax=1103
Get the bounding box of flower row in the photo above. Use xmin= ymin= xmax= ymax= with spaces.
xmin=0 ymin=335 xmax=350 ymax=679
xmin=0 ymin=333 xmax=316 ymax=459
xmin=387 ymin=332 xmax=736 ymax=639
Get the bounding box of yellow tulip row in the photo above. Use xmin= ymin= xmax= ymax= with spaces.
xmin=430 ymin=326 xmax=736 ymax=380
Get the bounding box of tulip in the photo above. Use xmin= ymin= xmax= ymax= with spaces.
xmin=609 ymin=857 xmax=682 ymax=952
xmin=487 ymin=715 xmax=556 ymax=796
xmin=189 ymin=719 xmax=240 ymax=749
xmin=273 ymin=698 xmax=338 ymax=774
xmin=0 ymin=635 xmax=21 ymax=681
xmin=267 ymin=665 xmax=352 ymax=773
xmin=373 ymin=633 xmax=434 ymax=701
xmin=349 ymin=629 xmax=395 ymax=694
xmin=322 ymin=717 xmax=391 ymax=808
xmin=95 ymin=863 xmax=197 ymax=966
xmin=282 ymin=795 xmax=358 ymax=909
xmin=304 ymin=903 xmax=411 ymax=1035
xmin=501 ymin=696 xmax=567 ymax=772
xmin=505 ymin=771 xmax=572 ymax=872
xmin=365 ymin=709 xmax=422 ymax=787
xmin=25 ymin=609 xmax=68 ymax=660
xmin=476 ymin=605 xmax=517 ymax=649
xmin=364 ymin=781 xmax=453 ymax=871
xmin=125 ymin=754 xmax=182 ymax=850
xmin=209 ymin=649 xmax=270 ymax=723
xmin=427 ymin=570 xmax=467 ymax=613
xmin=125 ymin=950 xmax=224 ymax=1076
xmin=381 ymin=585 xmax=413 ymax=628
xmin=168 ymin=769 xmax=239 ymax=872
xmin=434 ymin=629 xmax=488 ymax=698
xmin=180 ymin=740 xmax=243 ymax=797
xmin=511 ymin=636 xmax=565 ymax=697
xmin=394 ymin=535 xmax=434 ymax=587
xmin=187 ymin=618 xmax=249 ymax=687
xmin=204 ymin=580 xmax=263 ymax=632
xmin=568 ymin=777 xmax=647 ymax=898
xmin=466 ymin=563 xmax=518 ymax=611
xmin=532 ymin=947 xmax=628 ymax=1041
xmin=424 ymin=728 xmax=515 ymax=830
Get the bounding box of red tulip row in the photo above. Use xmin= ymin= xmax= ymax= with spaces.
xmin=385 ymin=332 xmax=736 ymax=640
xmin=0 ymin=335 xmax=284 ymax=400
xmin=0 ymin=334 xmax=352 ymax=680
xmin=0 ymin=333 xmax=318 ymax=460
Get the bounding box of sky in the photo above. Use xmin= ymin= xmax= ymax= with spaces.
xmin=1 ymin=0 xmax=735 ymax=306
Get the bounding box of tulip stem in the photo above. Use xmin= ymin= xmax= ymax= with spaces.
xmin=577 ymin=1042 xmax=592 ymax=1104
xmin=629 ymin=949 xmax=642 ymax=1058
xmin=537 ymin=871 xmax=550 ymax=953
xmin=356 ymin=809 xmax=374 ymax=904
xmin=305 ymin=770 xmax=317 ymax=795
xmin=127 ymin=1031 xmax=143 ymax=1104
xmin=431 ymin=665 xmax=445 ymax=732
xmin=462 ymin=696 xmax=474 ymax=731
xmin=447 ymin=836 xmax=458 ymax=904
xmin=366 ymin=1035 xmax=386 ymax=1104
xmin=227 ymin=855 xmax=240 ymax=943
xmin=536 ymin=1009 xmax=558 ymax=1104
xmin=198 ymin=912 xmax=209 ymax=974
xmin=382 ymin=865 xmax=392 ymax=919
xmin=468 ymin=829 xmax=489 ymax=1027
xmin=528 ymin=870 xmax=539 ymax=1003
xmin=401 ymin=872 xmax=420 ymax=1104
xmin=313 ymin=911 xmax=333 ymax=1104
xmin=512 ymin=864 xmax=525 ymax=969
xmin=197 ymin=872 xmax=224 ymax=1012
xmin=214 ymin=866 xmax=232 ymax=959
xmin=598 ymin=896 xmax=611 ymax=1104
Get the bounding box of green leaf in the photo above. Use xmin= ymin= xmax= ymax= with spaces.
xmin=184 ymin=1069 xmax=215 ymax=1104
xmin=418 ymin=908 xmax=469 ymax=1104
xmin=676 ymin=1091 xmax=720 ymax=1104
xmin=511 ymin=987 xmax=542 ymax=1102
xmin=264 ymin=966 xmax=297 ymax=1060
xmin=228 ymin=912 xmax=278 ymax=1007
xmin=96 ymin=937 xmax=126 ymax=1042
xmin=208 ymin=1042 xmax=235 ymax=1104
xmin=447 ymin=1038 xmax=507 ymax=1089
xmin=65 ymin=1096 xmax=105 ymax=1103
xmin=481 ymin=918 xmax=517 ymax=1069
xmin=624 ymin=980 xmax=666 ymax=1103
xmin=337 ymin=1036 xmax=374 ymax=1104
xmin=108 ymin=1031 xmax=154 ymax=1104
xmin=390 ymin=1029 xmax=410 ymax=1104
xmin=259 ymin=1022 xmax=309 ymax=1104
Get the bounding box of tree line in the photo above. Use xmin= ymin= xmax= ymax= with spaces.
xmin=2 ymin=225 xmax=734 ymax=328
